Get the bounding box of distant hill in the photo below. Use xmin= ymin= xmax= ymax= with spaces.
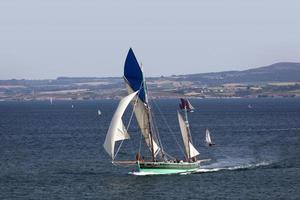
xmin=0 ymin=62 xmax=300 ymax=100
xmin=172 ymin=62 xmax=300 ymax=85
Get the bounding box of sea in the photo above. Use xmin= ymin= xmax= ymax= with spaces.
xmin=0 ymin=98 xmax=299 ymax=200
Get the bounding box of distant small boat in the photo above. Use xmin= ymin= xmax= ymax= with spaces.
xmin=98 ymin=109 xmax=102 ymax=116
xmin=248 ymin=104 xmax=252 ymax=109
xmin=205 ymin=128 xmax=215 ymax=146
xmin=50 ymin=97 xmax=53 ymax=105
xmin=71 ymin=105 xmax=74 ymax=108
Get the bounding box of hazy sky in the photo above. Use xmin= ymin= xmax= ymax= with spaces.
xmin=0 ymin=0 xmax=300 ymax=79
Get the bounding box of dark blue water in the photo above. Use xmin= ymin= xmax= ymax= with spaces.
xmin=0 ymin=98 xmax=299 ymax=199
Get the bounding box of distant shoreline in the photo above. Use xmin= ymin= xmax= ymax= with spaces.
xmin=1 ymin=62 xmax=300 ymax=101
xmin=1 ymin=95 xmax=299 ymax=102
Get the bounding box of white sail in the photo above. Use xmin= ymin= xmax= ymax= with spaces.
xmin=125 ymin=83 xmax=160 ymax=156
xmin=205 ymin=129 xmax=212 ymax=144
xmin=103 ymin=91 xmax=138 ymax=159
xmin=187 ymin=99 xmax=194 ymax=110
xmin=177 ymin=111 xmax=199 ymax=159
xmin=189 ymin=141 xmax=200 ymax=158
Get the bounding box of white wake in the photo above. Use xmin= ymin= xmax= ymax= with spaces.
xmin=194 ymin=160 xmax=271 ymax=174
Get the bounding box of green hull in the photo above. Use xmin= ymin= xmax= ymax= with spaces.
xmin=136 ymin=161 xmax=200 ymax=175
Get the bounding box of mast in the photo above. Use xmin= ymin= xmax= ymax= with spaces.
xmin=147 ymin=106 xmax=155 ymax=161
xmin=183 ymin=104 xmax=192 ymax=161
xmin=142 ymin=70 xmax=156 ymax=162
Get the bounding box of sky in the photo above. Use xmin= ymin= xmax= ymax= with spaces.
xmin=0 ymin=0 xmax=300 ymax=79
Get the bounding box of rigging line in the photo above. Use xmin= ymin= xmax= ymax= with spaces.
xmin=151 ymin=99 xmax=186 ymax=158
xmin=113 ymin=93 xmax=139 ymax=160
xmin=138 ymin=122 xmax=143 ymax=155
xmin=150 ymin=99 xmax=170 ymax=153
xmin=148 ymin=100 xmax=165 ymax=157
xmin=150 ymin=116 xmax=165 ymax=160
xmin=162 ymin=151 xmax=176 ymax=160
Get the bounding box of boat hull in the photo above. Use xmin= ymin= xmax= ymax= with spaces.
xmin=136 ymin=161 xmax=200 ymax=175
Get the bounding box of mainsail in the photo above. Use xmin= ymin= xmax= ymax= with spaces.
xmin=205 ymin=129 xmax=212 ymax=144
xmin=103 ymin=91 xmax=138 ymax=159
xmin=177 ymin=111 xmax=199 ymax=159
xmin=124 ymin=48 xmax=160 ymax=157
xmin=205 ymin=128 xmax=215 ymax=145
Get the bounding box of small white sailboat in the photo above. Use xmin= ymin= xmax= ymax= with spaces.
xmin=50 ymin=97 xmax=53 ymax=105
xmin=205 ymin=128 xmax=215 ymax=146
xmin=97 ymin=109 xmax=102 ymax=116
xmin=103 ymin=48 xmax=209 ymax=175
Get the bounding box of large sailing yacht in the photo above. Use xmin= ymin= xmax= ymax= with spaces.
xmin=103 ymin=48 xmax=208 ymax=175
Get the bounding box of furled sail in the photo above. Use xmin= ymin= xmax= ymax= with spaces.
xmin=103 ymin=91 xmax=138 ymax=159
xmin=124 ymin=48 xmax=160 ymax=157
xmin=177 ymin=111 xmax=199 ymax=159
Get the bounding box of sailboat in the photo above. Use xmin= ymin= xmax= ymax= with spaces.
xmin=97 ymin=109 xmax=102 ymax=116
xmin=103 ymin=48 xmax=208 ymax=175
xmin=205 ymin=128 xmax=215 ymax=146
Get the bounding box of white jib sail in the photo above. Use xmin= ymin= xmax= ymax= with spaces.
xmin=125 ymin=84 xmax=160 ymax=157
xmin=187 ymin=99 xmax=195 ymax=110
xmin=103 ymin=91 xmax=138 ymax=159
xmin=205 ymin=129 xmax=212 ymax=144
xmin=177 ymin=111 xmax=200 ymax=158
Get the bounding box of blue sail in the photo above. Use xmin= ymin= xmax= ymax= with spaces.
xmin=124 ymin=48 xmax=146 ymax=102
